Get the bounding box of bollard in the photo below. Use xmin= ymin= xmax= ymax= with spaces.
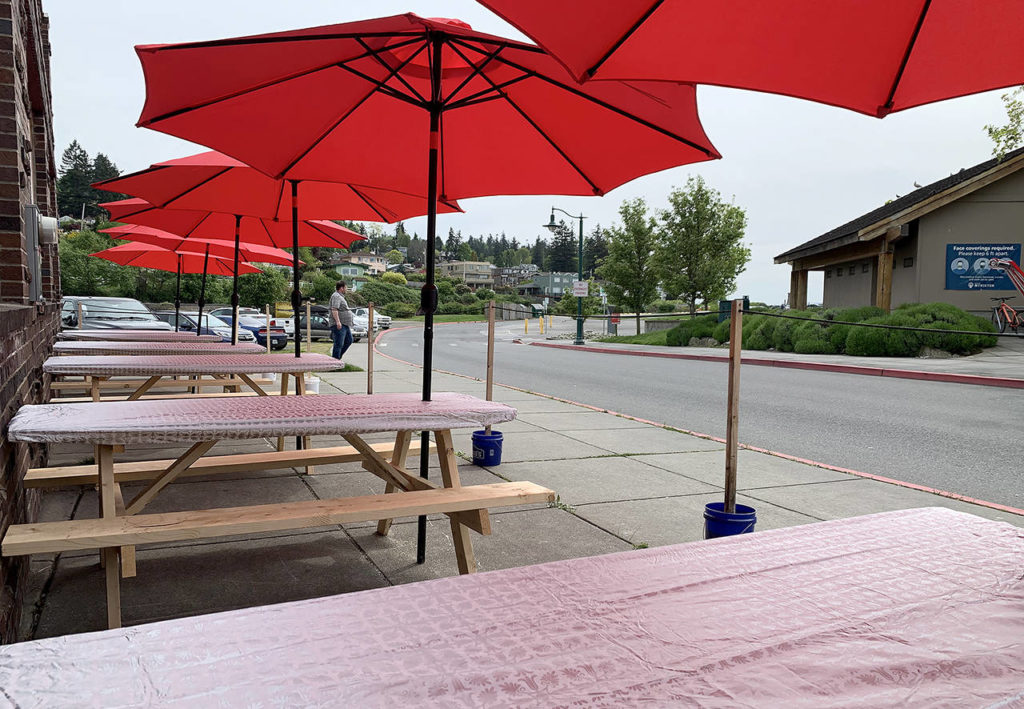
xmin=524 ymin=318 xmax=528 ymax=334
xmin=539 ymin=316 xmax=544 ymax=334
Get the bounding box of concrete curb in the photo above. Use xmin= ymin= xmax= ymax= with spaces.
xmin=529 ymin=341 xmax=1024 ymax=390
xmin=375 ymin=328 xmax=1024 ymax=518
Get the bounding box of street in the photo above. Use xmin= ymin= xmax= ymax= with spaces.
xmin=381 ymin=320 xmax=1024 ymax=508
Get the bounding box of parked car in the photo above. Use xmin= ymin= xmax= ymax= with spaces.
xmin=268 ymin=313 xmax=295 ymax=338
xmin=208 ymin=307 xmax=263 ymax=321
xmin=295 ymin=305 xmax=367 ymax=342
xmin=351 ymin=307 xmax=391 ymax=330
xmin=60 ymin=296 xmax=173 ymax=331
xmin=151 ymin=311 xmax=256 ymax=343
xmin=215 ymin=313 xmax=288 ymax=350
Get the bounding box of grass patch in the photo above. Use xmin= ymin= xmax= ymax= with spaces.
xmin=598 ymin=330 xmax=669 ymax=346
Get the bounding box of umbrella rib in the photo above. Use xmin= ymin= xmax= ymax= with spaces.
xmin=445 ymin=74 xmax=532 ymax=110
xmin=449 ymin=42 xmax=602 ymax=195
xmin=356 ymin=37 xmax=427 ymax=105
xmin=472 ymin=45 xmax=717 ymax=158
xmin=441 ymin=44 xmax=504 ymax=105
xmin=155 ymin=166 xmax=235 ymax=209
xmin=139 ymin=37 xmax=424 ymax=126
xmin=259 ymin=218 xmax=278 ymax=247
xmin=348 ymin=187 xmax=392 ymax=223
xmin=310 ymin=220 xmax=356 ymax=247
xmin=139 ymin=30 xmax=425 ymax=53
xmin=881 ymin=0 xmax=933 ymax=114
xmin=586 ymin=0 xmax=665 ymax=79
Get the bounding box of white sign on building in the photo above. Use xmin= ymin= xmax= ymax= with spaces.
xmin=572 ymin=280 xmax=589 ymax=297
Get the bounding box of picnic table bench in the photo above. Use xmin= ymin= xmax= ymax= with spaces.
xmin=45 ymin=353 xmax=343 ymax=403
xmin=58 ymin=330 xmax=222 ymax=342
xmin=4 ymin=393 xmax=554 ymax=630
xmin=53 ymin=340 xmax=267 ymax=356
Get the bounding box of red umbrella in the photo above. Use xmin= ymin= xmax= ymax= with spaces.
xmin=95 ymin=151 xmax=462 ymax=222
xmin=101 ymin=224 xmax=297 ymax=266
xmin=91 ymin=242 xmax=261 ymax=333
xmin=478 ymin=1 xmax=1024 ymax=117
xmin=134 ymin=13 xmax=720 ymax=560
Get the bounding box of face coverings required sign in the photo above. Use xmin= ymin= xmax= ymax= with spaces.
xmin=945 ymin=243 xmax=1021 ymax=290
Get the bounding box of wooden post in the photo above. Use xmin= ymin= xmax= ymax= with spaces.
xmin=367 ymin=302 xmax=374 ymax=395
xmin=724 ymin=298 xmax=743 ymax=514
xmin=264 ymin=304 xmax=271 ymax=354
xmin=485 ymin=300 xmax=495 ymax=435
xmin=305 ymin=300 xmax=312 ymax=350
xmin=76 ymin=301 xmax=83 ymax=329
xmin=876 ymin=248 xmax=895 ymax=313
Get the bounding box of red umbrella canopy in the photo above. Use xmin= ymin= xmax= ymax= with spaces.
xmin=134 ymin=13 xmax=720 ymax=197
xmin=101 ymin=199 xmax=367 ymax=250
xmin=477 ymin=0 xmax=1024 ymax=117
xmin=91 ymin=242 xmax=262 ymax=276
xmin=100 ymin=224 xmax=297 ymax=266
xmin=94 ymin=151 xmax=462 ymax=222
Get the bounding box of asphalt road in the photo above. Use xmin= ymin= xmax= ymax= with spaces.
xmin=381 ymin=321 xmax=1024 ymax=509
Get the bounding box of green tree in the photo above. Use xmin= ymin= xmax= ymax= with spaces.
xmin=304 ymin=269 xmax=337 ymax=303
xmin=545 ymin=222 xmax=577 ymax=272
xmin=456 ymin=242 xmax=474 ymax=261
xmin=385 ymin=249 xmax=404 ymax=264
xmin=380 ymin=271 xmax=407 ymax=285
xmin=552 ymin=279 xmax=601 ymax=317
xmin=58 ymin=229 xmax=133 ymax=296
xmin=90 ymin=153 xmax=124 ymax=218
xmin=598 ymin=199 xmax=660 ymax=332
xmin=530 ymin=236 xmax=547 ymax=268
xmin=237 ymin=269 xmax=288 ymax=309
xmin=657 ymin=176 xmax=750 ymax=316
xmin=583 ymin=224 xmax=609 ymax=278
xmin=985 ymin=85 xmax=1024 ymax=160
xmin=57 ymin=141 xmax=94 ymax=221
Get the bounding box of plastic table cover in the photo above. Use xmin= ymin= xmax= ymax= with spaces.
xmin=52 ymin=341 xmax=266 ymax=356
xmin=58 ymin=330 xmax=222 ymax=342
xmin=43 ymin=353 xmax=345 ymax=377
xmin=0 ymin=508 xmax=1020 ymax=708
xmin=7 ymin=392 xmax=517 ymax=445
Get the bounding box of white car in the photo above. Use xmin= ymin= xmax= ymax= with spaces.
xmin=352 ymin=307 xmax=391 ymax=330
xmin=268 ymin=314 xmax=296 ymax=337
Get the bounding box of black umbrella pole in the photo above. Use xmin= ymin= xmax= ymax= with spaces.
xmin=197 ymin=247 xmax=210 ymax=338
xmin=231 ymin=214 xmax=241 ymax=345
xmin=291 ymin=180 xmax=301 ymax=360
xmin=174 ymin=255 xmax=182 ymax=332
xmin=417 ymin=34 xmax=444 ymax=565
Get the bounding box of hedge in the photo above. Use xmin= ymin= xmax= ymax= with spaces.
xmin=662 ymin=303 xmax=997 ymax=356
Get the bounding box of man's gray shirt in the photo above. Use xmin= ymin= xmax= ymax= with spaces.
xmin=329 ymin=291 xmax=353 ymax=326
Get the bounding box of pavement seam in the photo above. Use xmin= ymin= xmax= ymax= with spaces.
xmin=376 ymin=327 xmax=1024 ymax=518
xmin=28 ymin=488 xmax=86 ymax=640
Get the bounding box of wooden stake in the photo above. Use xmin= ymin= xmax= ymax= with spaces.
xmin=367 ymin=302 xmax=374 ymax=394
xmin=724 ymin=298 xmax=743 ymax=514
xmin=305 ymin=300 xmax=312 ymax=350
xmin=485 ymin=300 xmax=495 ymax=435
xmin=264 ymin=304 xmax=271 ymax=354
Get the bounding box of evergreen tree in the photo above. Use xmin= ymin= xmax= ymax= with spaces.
xmin=444 ymin=228 xmax=462 ymax=260
xmin=584 ymin=224 xmax=609 ymax=278
xmin=57 ymin=141 xmax=94 ymax=221
xmin=657 ymin=176 xmax=750 ymax=316
xmin=598 ymin=199 xmax=659 ymax=332
xmin=531 ymin=236 xmax=547 ymax=268
xmin=546 ymin=221 xmax=578 ymax=272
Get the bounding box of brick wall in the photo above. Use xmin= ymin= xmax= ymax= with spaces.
xmin=0 ymin=0 xmax=55 ymax=644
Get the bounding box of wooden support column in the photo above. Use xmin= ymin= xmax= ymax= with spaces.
xmin=789 ymin=269 xmax=808 ymax=310
xmin=875 ymin=247 xmax=895 ymax=312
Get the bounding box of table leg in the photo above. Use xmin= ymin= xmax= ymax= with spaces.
xmin=97 ymin=444 xmax=122 ymax=629
xmin=376 ymin=431 xmax=412 ymax=536
xmin=276 ymin=374 xmax=289 ymax=452
xmin=295 ymin=375 xmax=312 ymax=472
xmin=435 ymin=429 xmax=476 ymax=574
xmin=90 ymin=376 xmax=101 ymax=402
xmin=126 ymin=376 xmax=162 ymax=402
xmin=236 ymin=372 xmax=268 ymax=396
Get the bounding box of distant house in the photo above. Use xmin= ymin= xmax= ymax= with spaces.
xmin=440 ymin=261 xmax=494 ymax=288
xmin=334 ymin=252 xmax=387 ymax=275
xmin=332 ymin=262 xmax=371 ymax=290
xmin=518 ymin=272 xmax=576 ymax=297
xmin=775 ymin=147 xmax=1024 ymax=314
xmin=495 ymin=263 xmax=539 ymax=288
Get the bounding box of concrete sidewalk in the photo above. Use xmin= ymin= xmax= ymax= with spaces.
xmin=20 ymin=334 xmax=1024 ymax=641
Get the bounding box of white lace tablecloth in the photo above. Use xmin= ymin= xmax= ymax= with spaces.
xmin=52 ymin=341 xmax=266 ymax=356
xmin=8 ymin=392 xmax=517 ymax=445
xmin=0 ymin=508 xmax=1020 ymax=708
xmin=58 ymin=331 xmax=222 ymax=342
xmin=43 ymin=353 xmax=344 ymax=378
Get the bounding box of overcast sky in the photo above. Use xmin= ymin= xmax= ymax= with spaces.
xmin=47 ymin=1 xmax=1012 ymax=303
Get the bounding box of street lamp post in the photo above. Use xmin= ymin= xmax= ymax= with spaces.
xmin=543 ymin=207 xmax=586 ymax=345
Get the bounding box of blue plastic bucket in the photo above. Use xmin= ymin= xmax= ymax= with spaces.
xmin=471 ymin=430 xmax=503 ymax=466
xmin=703 ymin=502 xmax=757 ymax=539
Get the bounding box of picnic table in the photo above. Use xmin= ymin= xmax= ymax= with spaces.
xmin=3 ymin=393 xmax=553 ymax=630
xmin=58 ymin=330 xmax=222 ymax=342
xmin=53 ymin=340 xmax=266 ymax=356
xmin=0 ymin=507 xmax=1019 ymax=705
xmin=45 ymin=353 xmax=344 ymax=402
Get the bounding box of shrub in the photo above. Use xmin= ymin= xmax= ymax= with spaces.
xmin=380 ymin=271 xmax=407 ymax=285
xmin=474 ymin=288 xmax=495 ymax=300
xmin=357 ymin=280 xmax=419 ymax=308
xmin=665 ymin=315 xmax=720 ymax=346
xmin=438 ymin=301 xmax=465 ymax=314
xmin=384 ymin=302 xmax=416 ymax=318
xmin=454 ymin=283 xmax=472 ymax=295
xmin=458 ymin=292 xmax=477 ymax=305
xmin=650 ymin=300 xmax=682 ymax=313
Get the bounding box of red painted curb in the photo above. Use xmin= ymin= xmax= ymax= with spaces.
xmin=529 ymin=342 xmax=1024 ymax=390
xmin=375 ymin=329 xmax=1024 ymax=518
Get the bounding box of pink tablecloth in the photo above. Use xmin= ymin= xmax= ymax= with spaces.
xmin=52 ymin=341 xmax=266 ymax=356
xmin=58 ymin=330 xmax=222 ymax=342
xmin=43 ymin=353 xmax=343 ymax=378
xmin=0 ymin=508 xmax=1020 ymax=707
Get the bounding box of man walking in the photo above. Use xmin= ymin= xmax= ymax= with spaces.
xmin=329 ymin=280 xmax=354 ymax=363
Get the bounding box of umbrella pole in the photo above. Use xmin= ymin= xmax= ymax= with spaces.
xmin=231 ymin=214 xmax=241 ymax=345
xmin=291 ymin=180 xmax=301 ymax=359
xmin=197 ymin=245 xmax=209 ymax=338
xmin=174 ymin=254 xmax=182 ymax=332
xmin=417 ymin=34 xmax=444 ymax=565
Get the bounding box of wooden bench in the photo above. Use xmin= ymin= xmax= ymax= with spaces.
xmin=50 ymin=375 xmax=274 ymax=394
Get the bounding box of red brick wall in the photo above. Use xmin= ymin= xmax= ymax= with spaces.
xmin=0 ymin=0 xmax=55 ymax=644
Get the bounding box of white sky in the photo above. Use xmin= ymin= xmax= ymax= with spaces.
xmin=47 ymin=0 xmax=1011 ymax=303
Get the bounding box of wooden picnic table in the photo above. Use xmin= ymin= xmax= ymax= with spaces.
xmin=45 ymin=352 xmax=344 ymax=402
xmin=3 ymin=393 xmax=552 ymax=630
xmin=58 ymin=330 xmax=222 ymax=342
xmin=1 ymin=508 xmax=1020 ymax=706
xmin=53 ymin=340 xmax=266 ymax=356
